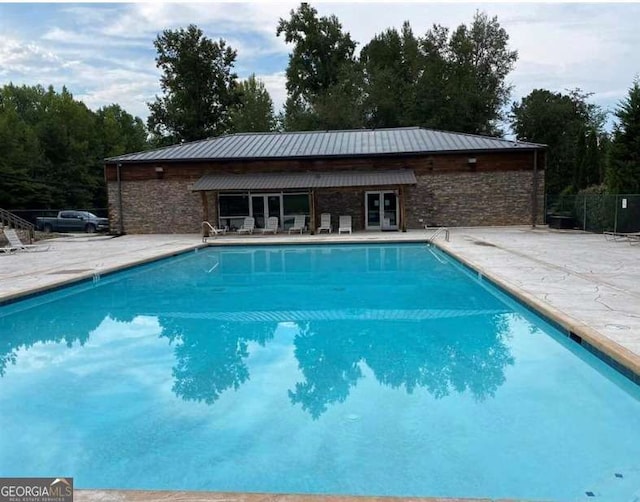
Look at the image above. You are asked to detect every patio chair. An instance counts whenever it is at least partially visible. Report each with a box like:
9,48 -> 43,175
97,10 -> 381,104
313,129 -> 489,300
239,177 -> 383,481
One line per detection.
237,217 -> 255,234
202,221 -> 227,242
318,213 -> 332,234
288,215 -> 306,234
338,215 -> 352,235
261,216 -> 279,234
2,228 -> 50,252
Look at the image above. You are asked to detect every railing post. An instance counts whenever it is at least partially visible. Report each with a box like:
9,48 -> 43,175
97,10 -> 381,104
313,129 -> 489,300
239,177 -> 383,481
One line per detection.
614,195 -> 619,234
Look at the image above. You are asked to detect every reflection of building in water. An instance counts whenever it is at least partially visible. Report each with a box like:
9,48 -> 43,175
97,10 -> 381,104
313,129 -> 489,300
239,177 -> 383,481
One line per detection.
217,245 -> 403,277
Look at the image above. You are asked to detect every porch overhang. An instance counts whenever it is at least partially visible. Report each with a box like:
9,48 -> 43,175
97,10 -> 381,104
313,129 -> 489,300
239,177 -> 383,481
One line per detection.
191,169 -> 416,191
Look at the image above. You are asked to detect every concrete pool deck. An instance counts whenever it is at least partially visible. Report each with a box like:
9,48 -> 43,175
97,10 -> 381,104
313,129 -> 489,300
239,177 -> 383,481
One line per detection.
2,226 -> 639,502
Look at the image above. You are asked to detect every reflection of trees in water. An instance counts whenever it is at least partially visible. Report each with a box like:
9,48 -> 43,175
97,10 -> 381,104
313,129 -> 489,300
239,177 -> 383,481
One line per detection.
0,308 -> 102,377
288,322 -> 363,419
290,315 -> 515,419
160,318 -> 276,405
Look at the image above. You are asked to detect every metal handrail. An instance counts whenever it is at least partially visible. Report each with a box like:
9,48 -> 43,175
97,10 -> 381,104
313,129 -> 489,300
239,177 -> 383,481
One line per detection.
426,226 -> 450,243
0,208 -> 35,243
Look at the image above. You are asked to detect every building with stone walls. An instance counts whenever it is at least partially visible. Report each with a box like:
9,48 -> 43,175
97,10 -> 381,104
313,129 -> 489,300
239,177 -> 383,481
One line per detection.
104,127 -> 545,234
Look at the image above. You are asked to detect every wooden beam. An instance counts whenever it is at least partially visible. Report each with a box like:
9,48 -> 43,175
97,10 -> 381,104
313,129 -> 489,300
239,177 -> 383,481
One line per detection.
310,189 -> 316,234
399,186 -> 407,232
201,191 -> 209,222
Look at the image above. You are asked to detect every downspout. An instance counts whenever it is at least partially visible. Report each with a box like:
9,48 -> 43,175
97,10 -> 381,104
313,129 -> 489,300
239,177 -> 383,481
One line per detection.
117,162 -> 124,234
531,150 -> 538,228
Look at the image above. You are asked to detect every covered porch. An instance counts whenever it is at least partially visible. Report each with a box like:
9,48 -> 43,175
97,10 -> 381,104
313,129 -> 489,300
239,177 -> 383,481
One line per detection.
191,169 -> 417,233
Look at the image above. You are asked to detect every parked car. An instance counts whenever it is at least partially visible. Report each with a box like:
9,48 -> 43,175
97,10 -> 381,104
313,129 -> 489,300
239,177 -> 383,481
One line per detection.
36,211 -> 109,233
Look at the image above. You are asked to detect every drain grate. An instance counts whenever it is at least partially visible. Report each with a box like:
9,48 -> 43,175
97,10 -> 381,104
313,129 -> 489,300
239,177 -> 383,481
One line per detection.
473,241 -> 496,247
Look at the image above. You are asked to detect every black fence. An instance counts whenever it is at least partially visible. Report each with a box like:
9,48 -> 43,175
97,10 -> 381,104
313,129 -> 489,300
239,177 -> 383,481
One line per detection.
545,194 -> 640,233
6,208 -> 109,226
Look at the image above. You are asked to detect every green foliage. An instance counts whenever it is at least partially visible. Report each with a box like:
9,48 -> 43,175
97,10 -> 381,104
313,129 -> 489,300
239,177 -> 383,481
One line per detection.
510,88 -> 606,195
429,12 -> 518,135
230,74 -> 276,133
148,24 -> 240,144
96,104 -> 147,158
607,79 -> 640,193
0,84 -> 147,210
277,3 -> 363,130
278,7 -> 518,133
360,22 -> 420,128
360,12 -> 517,134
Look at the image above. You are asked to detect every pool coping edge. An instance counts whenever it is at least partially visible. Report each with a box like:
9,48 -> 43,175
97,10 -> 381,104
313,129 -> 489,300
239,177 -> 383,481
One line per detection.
434,241 -> 640,383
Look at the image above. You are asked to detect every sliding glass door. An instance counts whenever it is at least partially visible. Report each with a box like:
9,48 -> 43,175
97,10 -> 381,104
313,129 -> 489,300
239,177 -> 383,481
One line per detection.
251,194 -> 282,229
365,191 -> 399,230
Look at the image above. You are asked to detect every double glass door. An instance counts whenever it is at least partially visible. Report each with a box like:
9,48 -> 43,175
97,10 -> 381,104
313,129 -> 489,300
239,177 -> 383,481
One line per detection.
365,191 -> 399,230
251,194 -> 281,229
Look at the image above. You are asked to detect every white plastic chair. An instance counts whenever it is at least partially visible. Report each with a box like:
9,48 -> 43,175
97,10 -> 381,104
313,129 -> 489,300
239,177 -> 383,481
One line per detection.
288,215 -> 306,234
317,213 -> 332,233
338,215 -> 352,235
261,216 -> 279,234
3,228 -> 50,252
202,221 -> 227,242
237,217 -> 255,234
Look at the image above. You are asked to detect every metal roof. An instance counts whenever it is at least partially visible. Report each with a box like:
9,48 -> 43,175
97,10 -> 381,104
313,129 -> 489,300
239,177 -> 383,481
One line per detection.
191,169 -> 417,191
107,127 -> 544,163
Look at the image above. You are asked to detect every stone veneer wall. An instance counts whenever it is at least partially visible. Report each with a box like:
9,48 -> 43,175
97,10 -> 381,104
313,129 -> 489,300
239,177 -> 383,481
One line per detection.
108,179 -> 201,233
107,170 -> 544,233
404,170 -> 545,228
315,189 -> 365,231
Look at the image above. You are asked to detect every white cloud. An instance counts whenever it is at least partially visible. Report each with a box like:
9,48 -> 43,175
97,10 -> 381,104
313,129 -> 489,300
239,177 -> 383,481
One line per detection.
257,71 -> 288,113
0,37 -> 61,77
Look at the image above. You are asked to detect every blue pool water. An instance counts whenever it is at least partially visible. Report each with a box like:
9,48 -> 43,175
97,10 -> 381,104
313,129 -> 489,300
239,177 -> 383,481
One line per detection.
1,244 -> 639,501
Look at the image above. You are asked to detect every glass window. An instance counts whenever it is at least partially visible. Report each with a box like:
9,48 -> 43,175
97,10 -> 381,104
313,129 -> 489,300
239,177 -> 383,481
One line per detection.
282,193 -> 309,230
219,194 -> 250,216
283,194 -> 309,215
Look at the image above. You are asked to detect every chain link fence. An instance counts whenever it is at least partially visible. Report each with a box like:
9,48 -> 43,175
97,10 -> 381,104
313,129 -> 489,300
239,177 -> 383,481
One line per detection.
545,194 -> 640,233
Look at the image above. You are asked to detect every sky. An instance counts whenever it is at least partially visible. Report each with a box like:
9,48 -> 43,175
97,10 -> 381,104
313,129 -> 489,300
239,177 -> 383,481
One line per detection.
0,1 -> 639,134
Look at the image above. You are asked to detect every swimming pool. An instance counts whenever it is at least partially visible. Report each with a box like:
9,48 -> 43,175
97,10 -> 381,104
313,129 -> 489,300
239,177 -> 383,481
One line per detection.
1,243 -> 639,501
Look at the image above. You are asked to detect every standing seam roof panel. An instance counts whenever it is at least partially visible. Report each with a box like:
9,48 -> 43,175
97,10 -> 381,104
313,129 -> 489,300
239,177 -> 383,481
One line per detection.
210,137 -> 232,158
243,134 -> 261,157
106,127 -> 545,162
227,135 -> 251,158
263,133 -> 282,156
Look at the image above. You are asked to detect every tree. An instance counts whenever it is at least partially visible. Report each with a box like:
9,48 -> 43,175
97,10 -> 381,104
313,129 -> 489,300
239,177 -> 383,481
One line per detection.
510,88 -> 606,195
358,12 -> 517,134
148,24 -> 239,144
607,79 -> 640,193
277,3 -> 363,130
0,83 -> 146,210
0,103 -> 43,207
230,74 -> 276,133
360,22 -> 420,128
414,12 -> 518,135
95,104 -> 148,158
